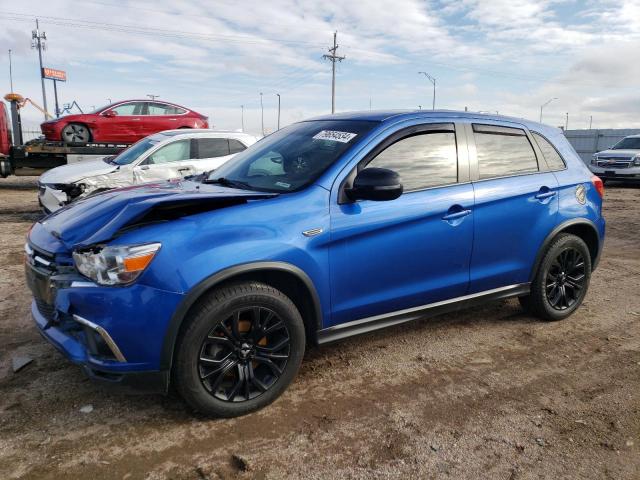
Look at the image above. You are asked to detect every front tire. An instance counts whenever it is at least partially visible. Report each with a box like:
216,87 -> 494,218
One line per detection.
61,123 -> 92,144
520,233 -> 591,321
173,282 -> 305,417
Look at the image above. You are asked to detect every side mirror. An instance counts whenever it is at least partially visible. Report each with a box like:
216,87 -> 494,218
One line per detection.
102,110 -> 117,118
346,167 -> 403,201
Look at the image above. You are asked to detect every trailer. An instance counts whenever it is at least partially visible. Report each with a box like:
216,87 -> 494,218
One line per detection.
0,94 -> 131,178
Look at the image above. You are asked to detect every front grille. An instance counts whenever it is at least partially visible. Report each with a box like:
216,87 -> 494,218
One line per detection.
597,157 -> 633,169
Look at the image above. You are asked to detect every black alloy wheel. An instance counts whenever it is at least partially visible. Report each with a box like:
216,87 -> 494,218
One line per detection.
198,306 -> 290,402
174,282 -> 305,417
545,247 -> 586,310
519,233 -> 592,321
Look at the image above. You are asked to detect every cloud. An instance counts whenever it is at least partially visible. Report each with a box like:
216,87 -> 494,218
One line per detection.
3,0 -> 640,130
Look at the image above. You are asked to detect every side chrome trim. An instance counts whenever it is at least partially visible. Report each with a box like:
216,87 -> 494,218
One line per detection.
317,283 -> 530,344
73,314 -> 127,362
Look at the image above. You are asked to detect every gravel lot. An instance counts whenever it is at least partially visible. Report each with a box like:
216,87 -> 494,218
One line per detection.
0,176 -> 638,480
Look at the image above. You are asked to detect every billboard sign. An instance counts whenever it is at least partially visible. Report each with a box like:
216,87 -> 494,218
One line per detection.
42,68 -> 67,82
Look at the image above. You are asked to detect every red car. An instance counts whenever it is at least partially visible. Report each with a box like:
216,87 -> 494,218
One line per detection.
40,99 -> 209,144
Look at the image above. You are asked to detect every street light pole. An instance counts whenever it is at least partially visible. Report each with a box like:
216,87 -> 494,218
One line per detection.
275,93 -> 281,130
32,19 -> 48,120
418,72 -> 436,110
539,97 -> 557,123
8,49 -> 13,92
260,92 -> 264,136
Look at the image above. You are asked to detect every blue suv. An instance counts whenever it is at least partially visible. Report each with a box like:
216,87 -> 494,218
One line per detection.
26,111 -> 605,417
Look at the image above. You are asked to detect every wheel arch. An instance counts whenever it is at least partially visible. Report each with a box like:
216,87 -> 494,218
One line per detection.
160,261 -> 323,371
530,218 -> 601,282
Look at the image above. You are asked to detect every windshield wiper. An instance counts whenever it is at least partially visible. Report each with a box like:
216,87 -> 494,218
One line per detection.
203,176 -> 254,190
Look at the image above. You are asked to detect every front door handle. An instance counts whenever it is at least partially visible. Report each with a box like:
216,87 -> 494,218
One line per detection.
442,209 -> 472,221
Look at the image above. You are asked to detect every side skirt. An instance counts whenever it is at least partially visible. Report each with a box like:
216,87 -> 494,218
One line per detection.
317,283 -> 530,344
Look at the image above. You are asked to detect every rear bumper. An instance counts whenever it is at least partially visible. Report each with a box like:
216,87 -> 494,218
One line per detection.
32,301 -> 169,393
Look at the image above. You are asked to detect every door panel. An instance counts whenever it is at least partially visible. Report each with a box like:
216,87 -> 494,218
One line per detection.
132,139 -> 194,183
329,184 -> 474,326
467,122 -> 560,292
101,102 -> 145,142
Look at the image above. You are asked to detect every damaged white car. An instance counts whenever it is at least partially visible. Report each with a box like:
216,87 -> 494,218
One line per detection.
38,130 -> 257,213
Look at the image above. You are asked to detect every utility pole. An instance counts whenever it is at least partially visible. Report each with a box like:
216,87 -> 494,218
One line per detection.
275,93 -> 281,130
240,105 -> 244,132
418,72 -> 436,110
322,31 -> 345,114
8,49 -> 13,92
565,112 -> 569,130
260,92 -> 264,136
589,115 -> 593,130
539,97 -> 557,123
31,19 -> 48,120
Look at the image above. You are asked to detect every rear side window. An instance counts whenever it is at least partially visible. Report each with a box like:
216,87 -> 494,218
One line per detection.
147,102 -> 187,115
197,138 -> 231,158
229,139 -> 247,154
532,132 -> 566,170
367,131 -> 458,191
473,125 -> 538,179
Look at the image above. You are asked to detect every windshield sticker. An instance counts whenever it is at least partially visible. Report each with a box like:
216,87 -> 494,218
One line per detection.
275,181 -> 291,188
313,130 -> 357,143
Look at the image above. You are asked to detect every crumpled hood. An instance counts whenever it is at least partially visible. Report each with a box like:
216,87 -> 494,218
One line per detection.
38,179 -> 278,249
39,158 -> 117,185
596,149 -> 639,158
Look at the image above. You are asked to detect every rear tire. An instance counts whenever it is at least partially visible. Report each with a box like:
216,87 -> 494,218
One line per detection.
520,233 -> 591,321
61,123 -> 92,144
173,282 -> 305,417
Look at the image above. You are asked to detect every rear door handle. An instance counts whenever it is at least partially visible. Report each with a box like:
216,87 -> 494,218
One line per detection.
442,209 -> 472,221
535,191 -> 557,200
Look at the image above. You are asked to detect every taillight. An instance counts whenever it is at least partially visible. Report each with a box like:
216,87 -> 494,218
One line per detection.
591,175 -> 604,198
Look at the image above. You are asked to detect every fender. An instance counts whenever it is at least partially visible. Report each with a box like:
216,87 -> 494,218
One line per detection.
159,261 -> 323,370
529,218 -> 601,282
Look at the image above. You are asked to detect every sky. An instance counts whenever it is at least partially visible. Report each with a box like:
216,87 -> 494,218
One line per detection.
0,0 -> 639,135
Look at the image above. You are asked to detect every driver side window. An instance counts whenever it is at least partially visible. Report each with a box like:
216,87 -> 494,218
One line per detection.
367,131 -> 458,191
112,102 -> 143,115
145,140 -> 191,165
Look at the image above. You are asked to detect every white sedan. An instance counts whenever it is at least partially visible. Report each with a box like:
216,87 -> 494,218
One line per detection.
38,130 -> 257,213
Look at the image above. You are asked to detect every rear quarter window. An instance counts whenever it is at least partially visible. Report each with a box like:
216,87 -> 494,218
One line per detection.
532,132 -> 566,170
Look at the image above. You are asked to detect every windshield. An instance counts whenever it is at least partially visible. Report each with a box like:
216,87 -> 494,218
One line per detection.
206,120 -> 377,192
612,137 -> 640,150
109,135 -> 163,165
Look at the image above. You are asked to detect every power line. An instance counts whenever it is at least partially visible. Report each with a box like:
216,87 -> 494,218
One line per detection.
0,12 -> 327,48
322,31 -> 345,114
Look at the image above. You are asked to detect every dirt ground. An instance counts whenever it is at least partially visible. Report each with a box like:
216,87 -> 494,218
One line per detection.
0,176 -> 638,480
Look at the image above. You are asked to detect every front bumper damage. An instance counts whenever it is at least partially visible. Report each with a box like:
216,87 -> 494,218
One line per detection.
26,242 -> 184,393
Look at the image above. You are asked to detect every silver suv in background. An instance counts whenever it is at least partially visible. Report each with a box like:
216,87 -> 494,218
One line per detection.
38,130 -> 257,212
589,134 -> 640,184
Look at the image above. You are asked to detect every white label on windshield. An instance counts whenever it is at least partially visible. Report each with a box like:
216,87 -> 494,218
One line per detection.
313,130 -> 357,143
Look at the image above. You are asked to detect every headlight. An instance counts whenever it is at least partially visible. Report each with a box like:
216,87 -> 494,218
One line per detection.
633,155 -> 640,167
73,243 -> 161,286
591,155 -> 598,166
